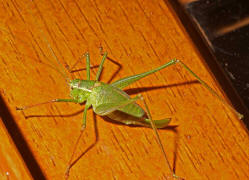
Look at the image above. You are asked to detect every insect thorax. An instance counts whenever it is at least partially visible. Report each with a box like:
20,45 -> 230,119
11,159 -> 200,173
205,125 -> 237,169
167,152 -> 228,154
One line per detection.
69,79 -> 95,103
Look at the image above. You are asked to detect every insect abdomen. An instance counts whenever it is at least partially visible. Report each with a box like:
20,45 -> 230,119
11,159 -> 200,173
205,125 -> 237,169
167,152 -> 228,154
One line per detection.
90,83 -> 145,117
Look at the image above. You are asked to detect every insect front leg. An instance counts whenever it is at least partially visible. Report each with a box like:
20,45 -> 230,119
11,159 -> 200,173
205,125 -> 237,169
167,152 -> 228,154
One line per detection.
16,98 -> 78,110
16,97 -> 91,178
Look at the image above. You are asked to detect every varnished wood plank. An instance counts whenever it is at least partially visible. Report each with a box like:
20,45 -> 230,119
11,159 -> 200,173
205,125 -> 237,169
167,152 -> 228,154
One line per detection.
0,108 -> 32,180
0,0 -> 248,179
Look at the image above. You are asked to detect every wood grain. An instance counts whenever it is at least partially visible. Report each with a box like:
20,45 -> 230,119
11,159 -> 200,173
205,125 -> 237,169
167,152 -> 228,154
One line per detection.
0,115 -> 32,180
0,0 -> 248,179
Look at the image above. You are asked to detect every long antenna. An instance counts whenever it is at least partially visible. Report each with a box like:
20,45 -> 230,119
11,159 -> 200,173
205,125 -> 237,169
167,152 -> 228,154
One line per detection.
40,28 -> 71,85
1,25 -> 70,85
47,42 -> 71,85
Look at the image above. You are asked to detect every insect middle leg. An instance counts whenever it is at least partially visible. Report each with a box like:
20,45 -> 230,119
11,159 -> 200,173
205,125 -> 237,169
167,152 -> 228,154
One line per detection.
66,50 -> 108,81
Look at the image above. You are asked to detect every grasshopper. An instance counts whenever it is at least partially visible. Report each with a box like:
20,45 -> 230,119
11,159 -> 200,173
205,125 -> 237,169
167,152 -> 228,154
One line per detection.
16,47 -> 243,179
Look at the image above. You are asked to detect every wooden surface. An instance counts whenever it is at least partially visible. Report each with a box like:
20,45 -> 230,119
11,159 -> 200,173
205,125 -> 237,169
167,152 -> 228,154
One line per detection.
0,0 -> 248,179
0,115 -> 32,180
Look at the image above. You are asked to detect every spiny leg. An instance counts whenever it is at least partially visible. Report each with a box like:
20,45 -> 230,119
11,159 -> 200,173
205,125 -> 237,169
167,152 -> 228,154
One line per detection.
96,94 -> 179,178
65,96 -> 143,178
138,95 -> 179,178
65,103 -> 91,179
111,60 -> 177,89
175,59 -> 243,119
16,97 -> 86,178
112,59 -> 242,119
16,97 -> 91,178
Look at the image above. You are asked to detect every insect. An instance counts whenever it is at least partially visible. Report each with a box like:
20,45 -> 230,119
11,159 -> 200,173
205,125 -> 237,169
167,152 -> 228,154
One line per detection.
16,46 -> 243,179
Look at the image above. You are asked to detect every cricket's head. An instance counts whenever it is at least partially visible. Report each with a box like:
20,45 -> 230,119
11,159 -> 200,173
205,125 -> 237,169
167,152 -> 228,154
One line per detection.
69,79 -> 95,103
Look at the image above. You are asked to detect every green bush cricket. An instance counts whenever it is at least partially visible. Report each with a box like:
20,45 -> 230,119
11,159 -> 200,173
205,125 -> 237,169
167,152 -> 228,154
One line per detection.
16,45 -> 243,179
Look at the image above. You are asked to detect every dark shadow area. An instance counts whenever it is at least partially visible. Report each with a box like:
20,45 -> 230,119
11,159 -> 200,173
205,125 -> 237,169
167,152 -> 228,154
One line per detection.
67,65 -> 99,73
162,128 -> 184,180
172,128 -> 181,176
0,95 -> 46,179
177,0 -> 249,110
166,0 -> 249,128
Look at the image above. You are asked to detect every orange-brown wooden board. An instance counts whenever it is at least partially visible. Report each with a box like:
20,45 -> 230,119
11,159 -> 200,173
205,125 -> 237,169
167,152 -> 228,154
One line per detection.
0,0 -> 248,179
0,115 -> 32,180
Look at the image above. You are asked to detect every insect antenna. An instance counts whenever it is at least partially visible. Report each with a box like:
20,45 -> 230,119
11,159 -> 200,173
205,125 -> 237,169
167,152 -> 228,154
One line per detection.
41,31 -> 71,86
47,43 -> 71,85
1,25 -> 70,85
